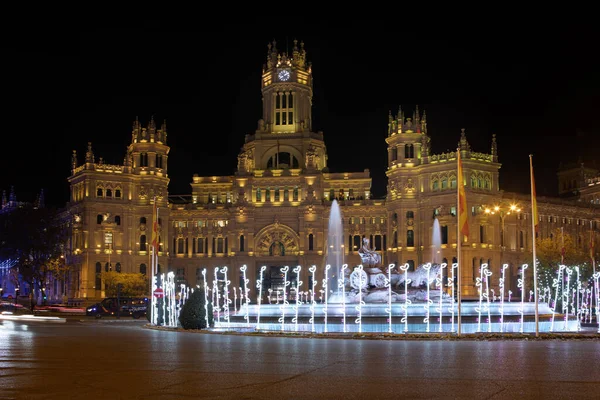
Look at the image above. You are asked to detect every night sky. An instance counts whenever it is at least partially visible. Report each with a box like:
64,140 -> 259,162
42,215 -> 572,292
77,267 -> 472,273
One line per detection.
4,20 -> 599,209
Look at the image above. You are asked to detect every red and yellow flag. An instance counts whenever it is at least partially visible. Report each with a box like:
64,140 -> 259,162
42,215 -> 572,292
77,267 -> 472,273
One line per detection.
530,155 -> 539,233
457,150 -> 469,237
151,198 -> 159,253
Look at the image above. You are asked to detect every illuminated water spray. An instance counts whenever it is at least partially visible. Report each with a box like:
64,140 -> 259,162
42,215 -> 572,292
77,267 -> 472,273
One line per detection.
436,263 -> 447,333
518,264 -> 528,333
309,265 -> 317,332
400,263 -> 412,333
355,264 -> 365,333
256,266 -> 266,330
292,265 -> 302,332
279,266 -> 290,331
385,264 -> 394,334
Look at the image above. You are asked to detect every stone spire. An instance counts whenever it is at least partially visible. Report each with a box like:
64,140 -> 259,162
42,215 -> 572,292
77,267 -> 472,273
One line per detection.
71,150 -> 77,170
85,142 -> 94,163
421,110 -> 427,134
458,128 -> 471,156
491,134 -> 498,162
159,119 -> 167,143
148,115 -> 156,141
415,105 -> 421,133
132,116 -> 141,143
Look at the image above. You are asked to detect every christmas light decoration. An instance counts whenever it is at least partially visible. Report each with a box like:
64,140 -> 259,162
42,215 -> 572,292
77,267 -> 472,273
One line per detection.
355,264 -> 365,333
564,267 -> 572,331
340,264 -> 348,332
220,267 -> 231,329
386,264 -> 394,333
309,265 -> 317,332
400,263 -> 411,333
213,268 -> 220,324
550,265 -> 565,331
499,264 -> 509,332
240,264 -> 250,326
202,268 -> 209,328
292,265 -> 302,332
279,265 -> 290,331
518,264 -> 528,333
435,263 -> 447,333
423,263 -> 432,332
448,263 -> 458,333
256,265 -> 266,330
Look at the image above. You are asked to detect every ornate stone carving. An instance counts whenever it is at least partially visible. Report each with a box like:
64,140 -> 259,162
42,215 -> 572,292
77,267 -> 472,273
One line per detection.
139,186 -> 147,199
404,178 -> 415,193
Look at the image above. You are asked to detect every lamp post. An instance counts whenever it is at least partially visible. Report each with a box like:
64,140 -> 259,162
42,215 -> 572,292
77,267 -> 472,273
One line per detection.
484,204 -> 521,250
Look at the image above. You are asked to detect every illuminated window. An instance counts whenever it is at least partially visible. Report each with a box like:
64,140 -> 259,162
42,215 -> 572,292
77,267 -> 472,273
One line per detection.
407,230 -> 414,247
450,176 -> 457,189
308,234 -> 314,251
441,178 -> 447,190
293,187 -> 299,201
256,188 -> 261,202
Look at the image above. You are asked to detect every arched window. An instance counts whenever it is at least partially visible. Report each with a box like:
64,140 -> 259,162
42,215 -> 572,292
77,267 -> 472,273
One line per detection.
115,216 -> 121,225
471,175 -> 477,188
329,189 -> 335,201
432,179 -> 439,191
407,260 -> 415,271
265,188 -> 271,202
441,178 -> 448,190
240,235 -> 245,252
95,262 -> 102,288
140,217 -> 147,225
478,177 -> 483,188
97,188 -> 103,197
106,189 -> 112,197
284,188 -> 289,201
393,231 -> 398,247
115,263 -> 121,273
293,186 -> 299,201
97,214 -> 103,224
156,154 -> 163,169
140,264 -> 147,275
177,238 -> 185,254
105,262 -> 111,272
308,234 -> 314,251
407,230 -> 414,247
140,235 -> 147,251
450,176 -> 457,189
485,178 -> 491,190
406,211 -> 414,219
391,147 -> 398,161
115,189 -> 121,198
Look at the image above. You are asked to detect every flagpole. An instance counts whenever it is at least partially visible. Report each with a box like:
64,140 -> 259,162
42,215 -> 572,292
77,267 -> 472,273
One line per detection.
529,154 -> 539,337
456,148 -> 462,336
561,227 -> 565,265
592,220 -> 596,276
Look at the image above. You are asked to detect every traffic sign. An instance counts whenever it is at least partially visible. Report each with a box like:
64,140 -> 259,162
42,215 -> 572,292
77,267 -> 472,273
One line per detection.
153,288 -> 164,298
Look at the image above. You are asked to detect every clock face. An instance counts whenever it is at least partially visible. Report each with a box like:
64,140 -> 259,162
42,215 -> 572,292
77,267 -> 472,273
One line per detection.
278,69 -> 290,81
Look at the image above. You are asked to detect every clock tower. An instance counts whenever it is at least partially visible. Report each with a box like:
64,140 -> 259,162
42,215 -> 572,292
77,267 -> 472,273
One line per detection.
261,39 -> 313,134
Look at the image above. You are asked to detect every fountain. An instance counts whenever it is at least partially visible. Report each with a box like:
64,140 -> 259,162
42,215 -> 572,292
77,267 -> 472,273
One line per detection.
326,200 -> 344,296
432,216 -> 442,264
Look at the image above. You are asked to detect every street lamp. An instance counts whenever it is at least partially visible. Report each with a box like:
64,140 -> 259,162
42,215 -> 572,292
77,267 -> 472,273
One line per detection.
484,203 -> 521,249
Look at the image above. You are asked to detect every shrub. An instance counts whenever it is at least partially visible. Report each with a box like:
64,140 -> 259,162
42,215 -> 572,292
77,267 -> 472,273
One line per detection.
178,288 -> 214,329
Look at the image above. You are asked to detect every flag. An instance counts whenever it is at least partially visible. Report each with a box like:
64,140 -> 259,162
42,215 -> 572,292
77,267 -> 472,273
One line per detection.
151,198 -> 159,254
530,156 -> 539,233
457,150 -> 469,237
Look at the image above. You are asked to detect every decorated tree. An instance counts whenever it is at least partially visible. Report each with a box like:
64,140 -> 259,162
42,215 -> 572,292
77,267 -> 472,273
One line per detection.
0,204 -> 67,305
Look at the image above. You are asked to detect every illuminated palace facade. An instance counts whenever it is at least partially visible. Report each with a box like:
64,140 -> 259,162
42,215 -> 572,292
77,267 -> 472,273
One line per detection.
64,40 -> 600,301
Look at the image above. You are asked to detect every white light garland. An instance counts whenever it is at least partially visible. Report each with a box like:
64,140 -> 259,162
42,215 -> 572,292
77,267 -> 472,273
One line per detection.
423,263 -> 432,333
436,263 -> 447,333
340,264 -> 348,332
564,267 -> 572,331
213,268 -> 220,324
355,264 -> 365,333
220,266 -> 231,329
518,264 -> 528,333
386,263 -> 394,334
499,264 -> 508,333
323,264 -> 331,333
241,265 -> 250,326
448,263 -> 457,333
256,265 -> 266,330
292,265 -> 302,332
202,268 -> 209,328
309,265 -> 317,333
279,265 -> 290,331
400,263 -> 411,333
